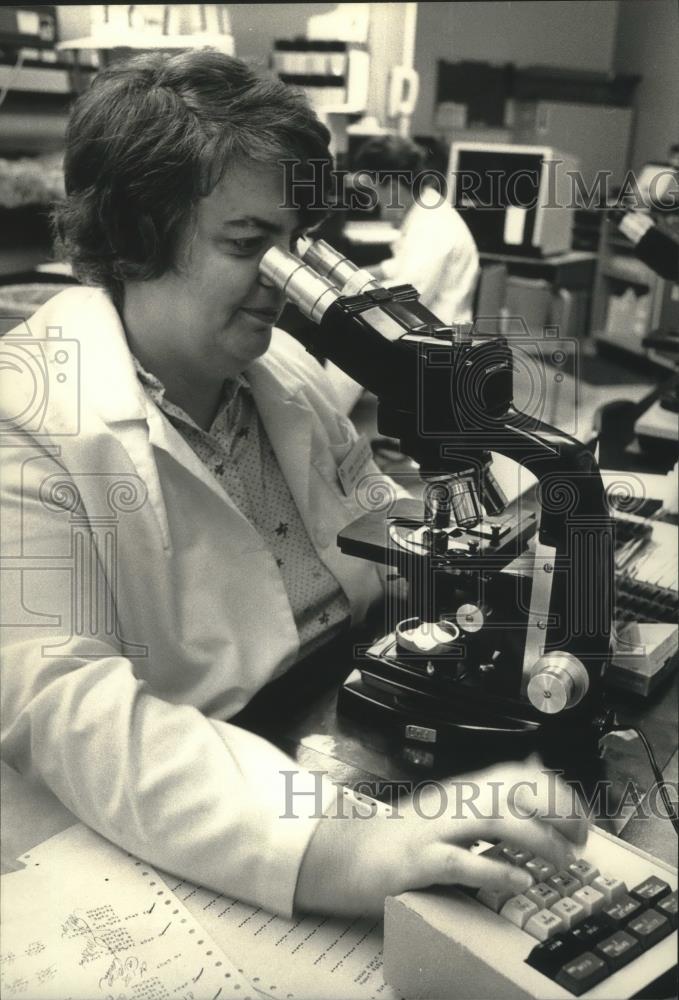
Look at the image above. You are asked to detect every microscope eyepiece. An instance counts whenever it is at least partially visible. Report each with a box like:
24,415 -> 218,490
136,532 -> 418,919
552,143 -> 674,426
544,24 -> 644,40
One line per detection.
300,239 -> 380,296
259,246 -> 340,323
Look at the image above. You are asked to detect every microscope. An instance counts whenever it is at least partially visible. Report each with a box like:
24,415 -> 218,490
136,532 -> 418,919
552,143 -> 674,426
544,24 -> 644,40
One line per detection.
260,241 -> 615,756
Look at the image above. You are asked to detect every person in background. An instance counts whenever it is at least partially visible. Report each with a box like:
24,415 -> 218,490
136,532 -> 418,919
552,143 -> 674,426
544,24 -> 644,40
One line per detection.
324,134 -> 481,415
354,134 -> 481,324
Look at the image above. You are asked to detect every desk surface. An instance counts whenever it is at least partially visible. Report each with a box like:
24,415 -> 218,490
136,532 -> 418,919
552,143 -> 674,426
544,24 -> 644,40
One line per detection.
340,219 -> 597,270
479,249 -> 597,266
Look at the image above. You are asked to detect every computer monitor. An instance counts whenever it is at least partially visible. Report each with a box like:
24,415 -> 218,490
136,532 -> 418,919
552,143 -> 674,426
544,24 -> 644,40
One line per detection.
448,142 -> 577,257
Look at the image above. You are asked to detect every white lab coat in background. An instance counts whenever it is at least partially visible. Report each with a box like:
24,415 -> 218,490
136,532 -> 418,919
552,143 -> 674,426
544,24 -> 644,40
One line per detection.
0,287 -> 389,917
379,191 -> 480,326
325,191 -> 481,415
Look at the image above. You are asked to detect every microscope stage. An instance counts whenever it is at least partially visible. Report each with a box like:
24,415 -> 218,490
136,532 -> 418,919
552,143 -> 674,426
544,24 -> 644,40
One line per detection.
338,497 -> 537,570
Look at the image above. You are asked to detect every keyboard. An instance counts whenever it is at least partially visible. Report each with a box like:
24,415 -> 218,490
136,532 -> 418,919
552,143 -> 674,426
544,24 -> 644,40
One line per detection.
616,575 -> 679,624
383,825 -> 677,999
613,511 -> 678,625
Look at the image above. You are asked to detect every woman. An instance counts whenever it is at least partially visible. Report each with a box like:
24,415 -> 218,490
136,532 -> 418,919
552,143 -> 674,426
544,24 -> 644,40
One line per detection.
1,50 -> 586,920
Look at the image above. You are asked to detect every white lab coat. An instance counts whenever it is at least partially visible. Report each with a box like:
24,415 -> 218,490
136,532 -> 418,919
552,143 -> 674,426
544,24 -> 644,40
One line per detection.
380,193 -> 480,325
0,287 -> 389,916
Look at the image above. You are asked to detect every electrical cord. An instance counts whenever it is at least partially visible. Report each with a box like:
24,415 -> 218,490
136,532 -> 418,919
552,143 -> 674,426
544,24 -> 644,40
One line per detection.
605,722 -> 679,836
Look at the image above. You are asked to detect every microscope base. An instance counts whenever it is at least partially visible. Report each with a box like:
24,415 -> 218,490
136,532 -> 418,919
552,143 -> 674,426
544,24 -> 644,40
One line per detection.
338,669 -> 603,762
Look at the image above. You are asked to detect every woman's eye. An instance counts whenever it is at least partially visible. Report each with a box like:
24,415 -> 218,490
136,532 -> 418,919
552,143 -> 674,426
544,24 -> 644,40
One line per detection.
223,236 -> 267,256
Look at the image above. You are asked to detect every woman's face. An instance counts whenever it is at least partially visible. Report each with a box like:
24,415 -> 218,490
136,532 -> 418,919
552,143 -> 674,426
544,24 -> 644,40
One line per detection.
127,160 -> 305,380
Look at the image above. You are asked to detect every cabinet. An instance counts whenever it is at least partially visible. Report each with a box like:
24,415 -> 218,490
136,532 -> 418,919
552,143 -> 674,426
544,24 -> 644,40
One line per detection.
478,249 -> 597,340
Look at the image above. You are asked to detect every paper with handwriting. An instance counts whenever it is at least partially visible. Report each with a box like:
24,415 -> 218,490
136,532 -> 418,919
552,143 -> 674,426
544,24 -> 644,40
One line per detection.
7,794 -> 399,1000
1,824 -> 252,1000
167,878 -> 398,1000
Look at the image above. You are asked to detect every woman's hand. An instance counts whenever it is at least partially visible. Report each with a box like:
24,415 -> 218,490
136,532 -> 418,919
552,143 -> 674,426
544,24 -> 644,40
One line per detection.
295,759 -> 589,917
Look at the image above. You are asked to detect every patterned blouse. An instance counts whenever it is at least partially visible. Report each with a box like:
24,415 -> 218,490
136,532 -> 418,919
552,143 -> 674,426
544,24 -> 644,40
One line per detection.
132,356 -> 350,658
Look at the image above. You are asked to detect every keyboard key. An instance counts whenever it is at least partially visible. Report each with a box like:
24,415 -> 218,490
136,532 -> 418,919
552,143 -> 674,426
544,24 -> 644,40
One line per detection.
592,875 -> 627,904
572,885 -> 605,917
546,871 -> 582,898
630,876 -> 672,907
526,883 -> 561,910
555,951 -> 609,996
626,909 -> 672,950
500,894 -> 539,929
601,893 -> 644,929
571,917 -> 612,949
525,857 -> 556,882
656,890 -> 678,929
477,842 -> 504,860
500,845 -> 534,867
595,930 -> 642,972
477,885 -> 515,913
551,897 -> 586,930
525,935 -> 581,978
568,860 -> 599,885
525,909 -> 565,941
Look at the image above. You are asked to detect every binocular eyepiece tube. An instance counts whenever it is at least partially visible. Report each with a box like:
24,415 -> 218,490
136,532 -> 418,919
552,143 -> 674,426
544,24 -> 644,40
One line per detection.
299,239 -> 380,296
259,247 -> 341,324
259,239 -> 381,322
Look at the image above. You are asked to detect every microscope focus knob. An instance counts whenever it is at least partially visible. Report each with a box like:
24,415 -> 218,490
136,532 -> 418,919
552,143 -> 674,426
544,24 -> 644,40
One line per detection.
526,652 -> 590,714
456,602 -> 489,634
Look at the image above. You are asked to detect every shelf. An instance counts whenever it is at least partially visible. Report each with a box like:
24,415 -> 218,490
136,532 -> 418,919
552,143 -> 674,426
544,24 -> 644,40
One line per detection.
478,249 -> 597,288
640,347 -> 676,371
56,33 -> 234,54
479,250 -> 596,265
594,332 -> 676,371
590,216 -> 672,350
599,257 -> 655,286
307,101 -> 368,116
604,235 -> 639,253
0,62 -> 87,96
273,46 -> 368,117
599,270 -> 651,288
0,107 -> 68,153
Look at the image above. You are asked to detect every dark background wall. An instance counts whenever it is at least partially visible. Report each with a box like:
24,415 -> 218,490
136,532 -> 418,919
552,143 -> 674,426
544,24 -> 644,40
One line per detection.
412,1 -> 621,134
613,0 -> 679,170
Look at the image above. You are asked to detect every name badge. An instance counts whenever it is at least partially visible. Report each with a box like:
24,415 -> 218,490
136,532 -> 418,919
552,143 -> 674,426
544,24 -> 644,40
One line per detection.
337,435 -> 372,498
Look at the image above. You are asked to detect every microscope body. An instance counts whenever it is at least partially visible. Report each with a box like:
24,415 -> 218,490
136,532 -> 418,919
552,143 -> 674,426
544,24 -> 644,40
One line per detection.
260,243 -> 614,753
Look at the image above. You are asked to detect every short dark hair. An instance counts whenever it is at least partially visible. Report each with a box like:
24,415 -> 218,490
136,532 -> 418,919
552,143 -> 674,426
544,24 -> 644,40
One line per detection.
352,135 -> 426,175
53,49 -> 332,293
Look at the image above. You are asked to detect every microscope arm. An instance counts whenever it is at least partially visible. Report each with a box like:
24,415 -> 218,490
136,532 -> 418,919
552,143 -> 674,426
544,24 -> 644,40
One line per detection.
378,394 -> 613,703
500,405 -> 611,543
493,406 -> 614,700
